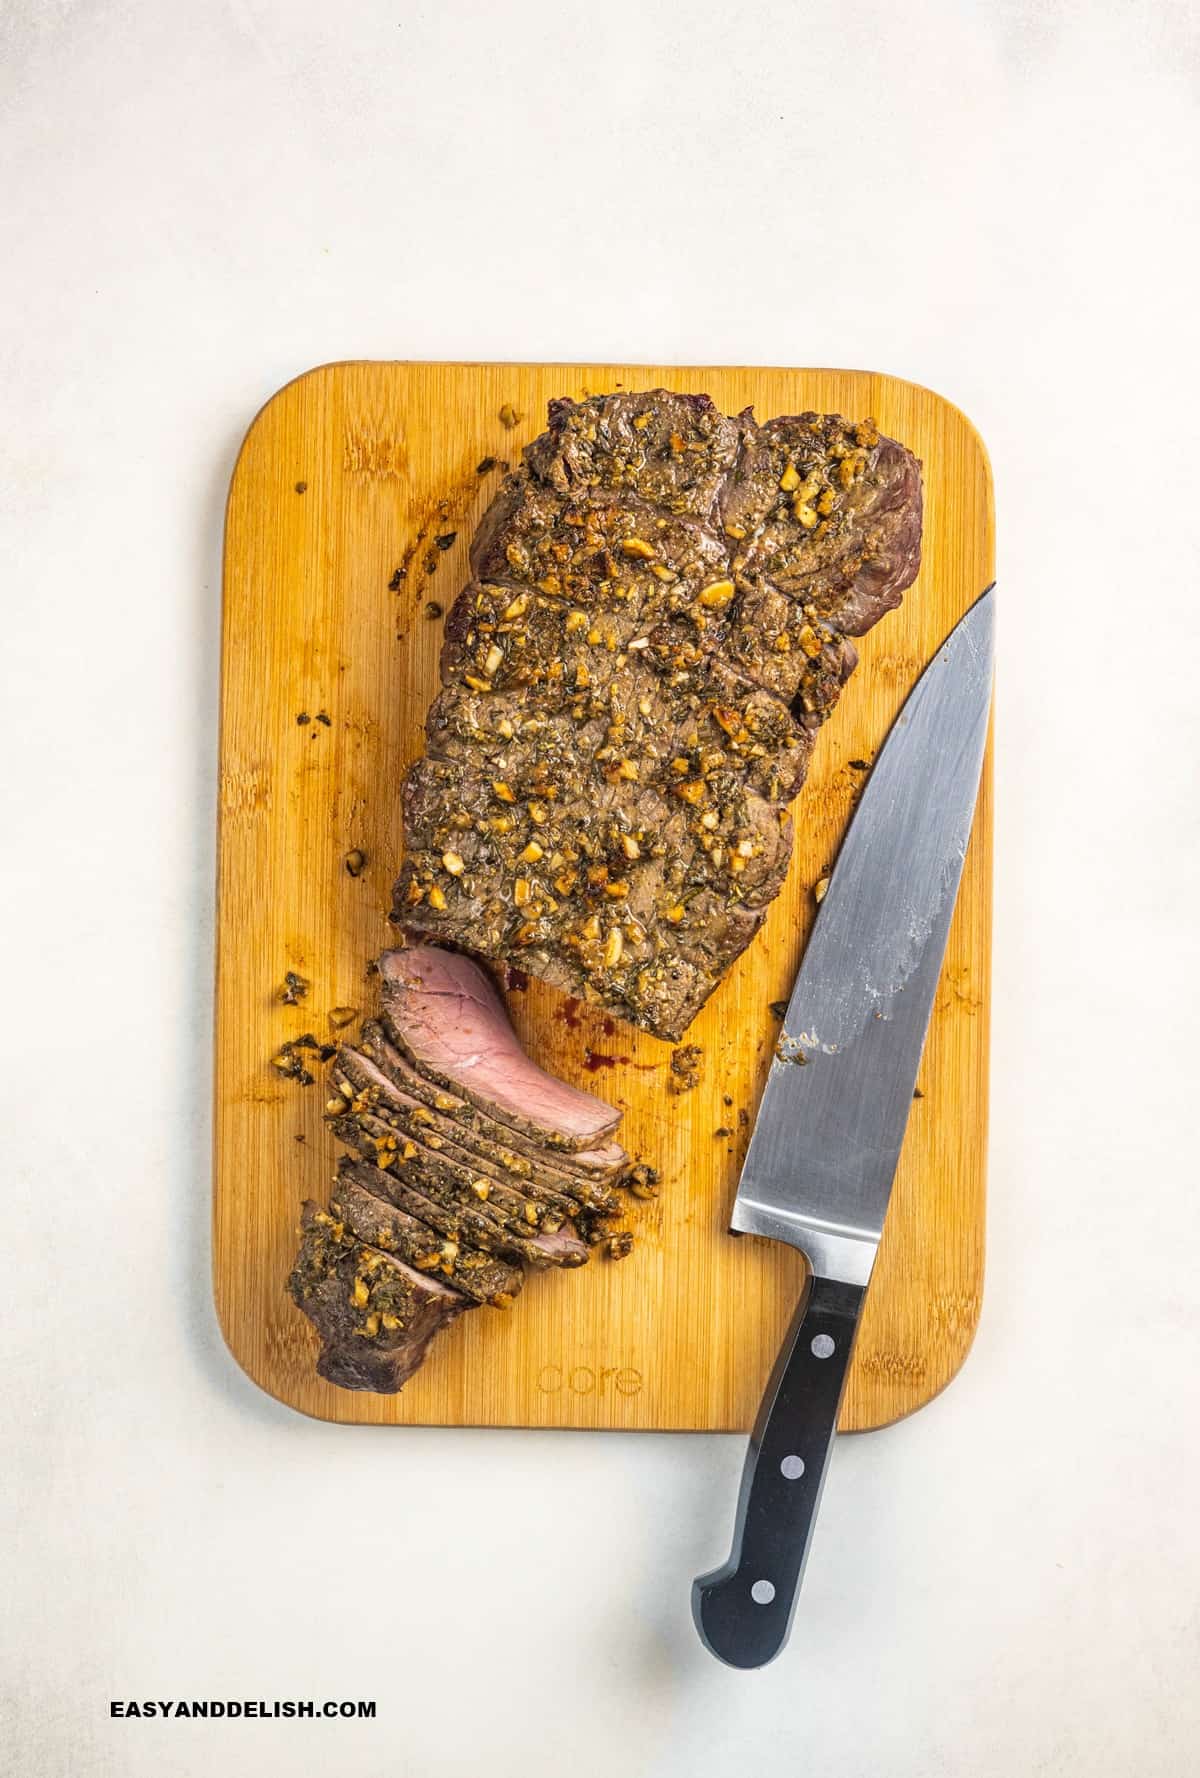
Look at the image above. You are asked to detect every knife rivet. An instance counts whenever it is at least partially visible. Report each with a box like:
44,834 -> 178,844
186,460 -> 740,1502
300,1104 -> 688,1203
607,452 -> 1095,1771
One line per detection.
811,1334 -> 835,1359
780,1455 -> 806,1480
750,1580 -> 776,1605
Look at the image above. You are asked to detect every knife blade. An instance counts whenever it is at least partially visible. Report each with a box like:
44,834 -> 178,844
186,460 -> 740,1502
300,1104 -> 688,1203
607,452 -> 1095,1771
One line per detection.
692,585 -> 995,1668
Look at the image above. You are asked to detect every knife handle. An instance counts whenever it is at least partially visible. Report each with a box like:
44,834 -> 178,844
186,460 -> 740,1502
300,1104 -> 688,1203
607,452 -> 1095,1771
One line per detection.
692,1272 -> 866,1668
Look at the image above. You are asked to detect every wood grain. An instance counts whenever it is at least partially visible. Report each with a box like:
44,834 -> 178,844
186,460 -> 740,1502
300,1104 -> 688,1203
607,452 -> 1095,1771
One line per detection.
215,362 -> 993,1433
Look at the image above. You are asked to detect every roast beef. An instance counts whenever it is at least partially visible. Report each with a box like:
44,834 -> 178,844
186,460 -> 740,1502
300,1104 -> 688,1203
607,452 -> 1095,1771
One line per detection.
393,391 -> 922,1039
288,948 -> 632,1390
288,1202 -> 471,1393
377,946 -> 622,1150
328,1113 -> 589,1268
340,1129 -> 582,1268
333,1042 -> 623,1219
357,1021 -> 628,1187
333,1103 -> 569,1231
330,1164 -> 524,1307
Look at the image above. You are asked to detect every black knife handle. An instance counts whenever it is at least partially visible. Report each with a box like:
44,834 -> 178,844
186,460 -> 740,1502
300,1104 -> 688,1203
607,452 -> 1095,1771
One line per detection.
692,1273 -> 867,1668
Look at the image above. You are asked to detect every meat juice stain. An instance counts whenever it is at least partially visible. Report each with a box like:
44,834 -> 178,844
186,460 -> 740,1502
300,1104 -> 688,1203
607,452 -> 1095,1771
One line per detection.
583,1049 -> 630,1072
555,998 -> 584,1031
553,1001 -> 659,1069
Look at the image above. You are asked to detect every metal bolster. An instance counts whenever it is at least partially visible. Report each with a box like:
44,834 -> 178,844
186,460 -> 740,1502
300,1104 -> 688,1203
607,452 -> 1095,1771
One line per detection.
729,1198 -> 880,1287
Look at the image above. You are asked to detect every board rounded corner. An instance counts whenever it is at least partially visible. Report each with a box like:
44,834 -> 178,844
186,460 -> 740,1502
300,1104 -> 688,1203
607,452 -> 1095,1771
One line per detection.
211,1283 -> 346,1425
844,1279 -> 986,1434
225,361 -> 348,494
880,370 -> 994,501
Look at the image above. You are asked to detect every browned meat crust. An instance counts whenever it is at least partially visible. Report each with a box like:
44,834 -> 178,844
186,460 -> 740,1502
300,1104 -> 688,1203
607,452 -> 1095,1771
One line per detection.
287,1201 -> 472,1393
394,391 -> 922,1039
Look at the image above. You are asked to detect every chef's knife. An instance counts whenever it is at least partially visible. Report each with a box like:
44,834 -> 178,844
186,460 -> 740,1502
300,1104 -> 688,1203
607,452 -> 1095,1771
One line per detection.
692,586 -> 995,1669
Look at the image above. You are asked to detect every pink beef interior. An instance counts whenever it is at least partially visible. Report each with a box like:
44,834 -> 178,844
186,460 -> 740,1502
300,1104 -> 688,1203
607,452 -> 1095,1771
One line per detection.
373,1030 -> 627,1178
378,947 -> 621,1147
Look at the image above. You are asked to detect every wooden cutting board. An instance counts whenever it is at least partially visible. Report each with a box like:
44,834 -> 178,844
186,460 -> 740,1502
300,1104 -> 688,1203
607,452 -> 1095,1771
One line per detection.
215,361 -> 993,1433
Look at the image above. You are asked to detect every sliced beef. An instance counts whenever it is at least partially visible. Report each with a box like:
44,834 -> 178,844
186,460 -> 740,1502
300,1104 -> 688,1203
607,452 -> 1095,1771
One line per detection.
329,1058 -> 584,1228
289,934 -> 629,1394
288,1202 -> 471,1393
328,1112 -> 589,1268
329,1133 -> 586,1270
336,1037 -> 624,1215
392,391 -> 922,1040
330,1164 -> 524,1307
332,1103 -> 572,1235
358,1021 -> 627,1187
377,946 -> 621,1151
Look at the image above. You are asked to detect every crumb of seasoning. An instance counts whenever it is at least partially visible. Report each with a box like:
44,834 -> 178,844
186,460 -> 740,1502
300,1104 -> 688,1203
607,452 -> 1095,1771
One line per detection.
714,1126 -> 733,1139
424,600 -> 443,619
388,569 -> 405,592
849,758 -> 870,771
434,532 -> 457,551
296,712 -> 310,726
737,1108 -> 749,1128
294,481 -> 307,494
279,970 -> 310,1005
768,1000 -> 789,1020
344,848 -> 367,877
607,1231 -> 634,1261
498,403 -> 521,429
327,1006 -> 359,1029
722,1093 -> 733,1107
294,1133 -> 306,1143
814,876 -> 830,903
624,1161 -> 659,1200
913,1087 -> 925,1100
268,1034 -> 332,1086
581,1214 -> 620,1247
364,958 -> 380,977
315,711 -> 331,727
668,1043 -> 703,1094
475,456 -> 499,475
270,1051 -> 313,1085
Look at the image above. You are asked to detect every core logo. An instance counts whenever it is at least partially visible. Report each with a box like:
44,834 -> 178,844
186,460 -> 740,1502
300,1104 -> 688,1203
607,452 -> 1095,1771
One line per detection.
536,1363 -> 643,1397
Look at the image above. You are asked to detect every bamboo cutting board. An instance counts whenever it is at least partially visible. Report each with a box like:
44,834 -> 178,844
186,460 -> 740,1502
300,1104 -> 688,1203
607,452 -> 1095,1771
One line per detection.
215,362 -> 993,1433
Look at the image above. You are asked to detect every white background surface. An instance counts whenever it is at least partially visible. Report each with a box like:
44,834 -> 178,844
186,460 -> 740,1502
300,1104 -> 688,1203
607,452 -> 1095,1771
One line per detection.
3,2 -> 1199,1773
